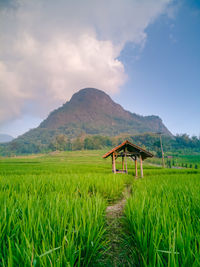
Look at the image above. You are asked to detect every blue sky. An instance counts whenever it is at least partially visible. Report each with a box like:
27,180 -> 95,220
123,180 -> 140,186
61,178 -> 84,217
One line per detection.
115,0 -> 200,136
0,0 -> 199,137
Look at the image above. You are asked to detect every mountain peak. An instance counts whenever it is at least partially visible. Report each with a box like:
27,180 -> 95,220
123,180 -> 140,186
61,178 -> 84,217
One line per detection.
69,88 -> 113,107
39,87 -> 171,136
71,88 -> 109,99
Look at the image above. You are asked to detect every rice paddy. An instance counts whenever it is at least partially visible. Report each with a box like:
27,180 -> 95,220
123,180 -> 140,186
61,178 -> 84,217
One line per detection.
124,171 -> 200,266
0,151 -> 199,266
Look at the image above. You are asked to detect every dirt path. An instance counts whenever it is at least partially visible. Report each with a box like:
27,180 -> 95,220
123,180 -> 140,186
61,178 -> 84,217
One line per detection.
103,186 -> 131,266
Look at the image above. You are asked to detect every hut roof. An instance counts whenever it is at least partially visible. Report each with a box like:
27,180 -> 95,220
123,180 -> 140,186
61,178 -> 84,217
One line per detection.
103,140 -> 153,160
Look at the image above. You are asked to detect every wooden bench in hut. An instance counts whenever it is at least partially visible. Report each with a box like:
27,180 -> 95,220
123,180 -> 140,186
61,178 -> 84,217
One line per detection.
103,140 -> 153,178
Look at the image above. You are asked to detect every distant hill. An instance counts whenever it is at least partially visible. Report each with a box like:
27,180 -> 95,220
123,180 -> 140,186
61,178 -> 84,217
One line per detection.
0,134 -> 14,143
40,88 -> 172,135
0,88 -> 172,155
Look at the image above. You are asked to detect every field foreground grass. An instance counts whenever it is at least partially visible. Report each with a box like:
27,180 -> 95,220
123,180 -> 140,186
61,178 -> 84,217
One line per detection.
0,150 -> 200,266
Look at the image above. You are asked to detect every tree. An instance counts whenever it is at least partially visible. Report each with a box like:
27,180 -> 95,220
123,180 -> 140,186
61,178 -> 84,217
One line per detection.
72,138 -> 84,150
50,134 -> 68,151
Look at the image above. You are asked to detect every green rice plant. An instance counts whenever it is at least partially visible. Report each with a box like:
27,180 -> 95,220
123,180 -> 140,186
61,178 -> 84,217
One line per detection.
0,150 -> 133,266
2,150 -> 199,266
124,172 -> 200,266
0,189 -> 108,266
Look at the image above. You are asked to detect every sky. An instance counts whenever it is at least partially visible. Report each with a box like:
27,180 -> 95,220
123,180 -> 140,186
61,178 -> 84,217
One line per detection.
0,0 -> 200,138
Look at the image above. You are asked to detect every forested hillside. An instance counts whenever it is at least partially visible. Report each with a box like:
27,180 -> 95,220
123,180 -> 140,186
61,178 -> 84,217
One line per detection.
0,132 -> 199,156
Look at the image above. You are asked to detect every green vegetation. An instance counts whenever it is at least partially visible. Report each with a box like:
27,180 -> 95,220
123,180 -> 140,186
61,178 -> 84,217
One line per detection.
0,151 -> 200,266
124,169 -> 200,266
1,132 -> 200,156
147,154 -> 200,169
0,151 -> 132,266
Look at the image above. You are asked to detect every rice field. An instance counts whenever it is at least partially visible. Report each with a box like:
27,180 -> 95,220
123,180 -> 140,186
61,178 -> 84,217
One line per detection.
124,171 -> 200,266
0,151 -> 199,266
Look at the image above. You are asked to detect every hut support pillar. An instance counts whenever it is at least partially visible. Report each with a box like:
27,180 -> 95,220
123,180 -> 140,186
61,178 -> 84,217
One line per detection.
122,156 -> 125,171
125,150 -> 128,174
112,153 -> 116,174
140,155 -> 143,178
125,156 -> 127,173
135,156 -> 138,178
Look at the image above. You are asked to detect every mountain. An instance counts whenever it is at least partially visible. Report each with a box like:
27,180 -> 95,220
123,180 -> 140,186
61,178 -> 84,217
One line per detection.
39,88 -> 171,136
0,134 -> 14,143
0,88 -> 172,155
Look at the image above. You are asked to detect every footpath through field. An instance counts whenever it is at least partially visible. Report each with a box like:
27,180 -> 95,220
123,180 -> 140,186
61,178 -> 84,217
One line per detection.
101,185 -> 132,266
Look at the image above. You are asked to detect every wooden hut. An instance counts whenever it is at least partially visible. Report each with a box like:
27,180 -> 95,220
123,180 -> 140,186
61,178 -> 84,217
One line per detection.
103,140 -> 153,178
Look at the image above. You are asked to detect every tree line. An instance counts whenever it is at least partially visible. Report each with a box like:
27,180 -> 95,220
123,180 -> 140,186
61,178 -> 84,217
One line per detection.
0,132 -> 200,156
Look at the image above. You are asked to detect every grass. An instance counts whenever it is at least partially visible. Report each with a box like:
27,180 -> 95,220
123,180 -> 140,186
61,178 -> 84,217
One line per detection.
146,155 -> 200,169
0,151 -> 133,266
0,150 -> 200,266
124,169 -> 200,266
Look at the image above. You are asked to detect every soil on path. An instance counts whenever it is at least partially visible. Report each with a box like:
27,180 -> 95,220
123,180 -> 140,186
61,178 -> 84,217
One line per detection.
102,186 -> 132,267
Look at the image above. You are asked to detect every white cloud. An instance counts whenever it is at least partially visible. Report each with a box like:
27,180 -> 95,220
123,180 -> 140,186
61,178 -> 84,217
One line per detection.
0,0 -> 172,126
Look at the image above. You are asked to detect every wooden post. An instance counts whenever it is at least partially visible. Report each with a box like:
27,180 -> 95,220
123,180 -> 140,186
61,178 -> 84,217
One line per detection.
122,156 -> 125,171
160,134 -> 165,168
135,156 -> 138,178
113,153 -> 116,174
140,155 -> 143,178
125,148 -> 128,173
112,154 -> 114,172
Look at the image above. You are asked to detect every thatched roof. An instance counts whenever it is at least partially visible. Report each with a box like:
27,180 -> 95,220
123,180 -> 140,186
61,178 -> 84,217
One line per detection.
103,140 -> 153,160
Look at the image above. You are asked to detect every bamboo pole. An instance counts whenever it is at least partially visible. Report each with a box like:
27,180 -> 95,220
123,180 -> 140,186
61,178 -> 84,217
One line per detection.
112,155 -> 114,172
140,155 -> 143,178
122,156 -> 125,171
160,134 -> 165,168
113,153 -> 116,174
135,156 -> 138,178
125,148 -> 128,173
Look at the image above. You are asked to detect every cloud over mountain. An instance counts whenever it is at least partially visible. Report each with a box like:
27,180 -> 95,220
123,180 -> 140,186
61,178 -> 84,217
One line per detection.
0,0 -> 172,126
